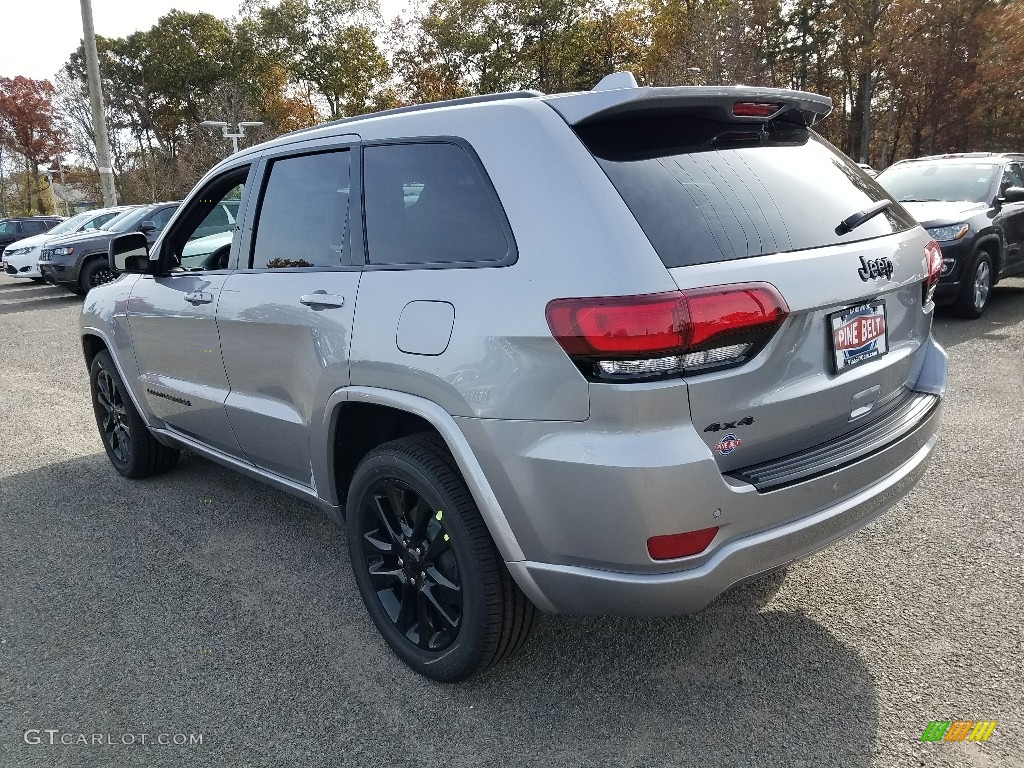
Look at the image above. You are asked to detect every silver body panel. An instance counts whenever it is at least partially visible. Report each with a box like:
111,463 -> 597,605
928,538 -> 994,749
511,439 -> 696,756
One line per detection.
81,87 -> 947,616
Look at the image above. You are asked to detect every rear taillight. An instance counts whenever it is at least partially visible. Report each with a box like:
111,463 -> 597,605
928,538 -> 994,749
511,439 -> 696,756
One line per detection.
545,283 -> 789,381
923,240 -> 942,305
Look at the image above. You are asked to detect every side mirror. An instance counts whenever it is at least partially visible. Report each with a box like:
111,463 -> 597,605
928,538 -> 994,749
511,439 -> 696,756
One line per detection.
138,220 -> 157,234
1002,186 -> 1024,204
109,233 -> 153,274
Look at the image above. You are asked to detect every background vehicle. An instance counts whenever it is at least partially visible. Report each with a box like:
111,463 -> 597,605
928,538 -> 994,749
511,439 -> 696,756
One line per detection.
876,152 -> 1024,317
40,202 -> 178,294
82,75 -> 946,682
0,216 -> 62,253
3,207 -> 132,280
857,162 -> 878,177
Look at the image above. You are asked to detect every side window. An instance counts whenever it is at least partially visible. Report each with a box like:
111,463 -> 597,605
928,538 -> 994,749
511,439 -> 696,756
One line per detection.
150,207 -> 175,230
164,166 -> 249,272
1002,164 -> 1024,192
251,150 -> 351,269
363,142 -> 512,266
24,221 -> 46,233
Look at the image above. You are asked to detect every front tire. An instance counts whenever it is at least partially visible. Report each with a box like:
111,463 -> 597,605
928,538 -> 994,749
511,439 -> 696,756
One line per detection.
80,257 -> 117,293
90,350 -> 179,478
952,251 -> 993,318
346,434 -> 536,682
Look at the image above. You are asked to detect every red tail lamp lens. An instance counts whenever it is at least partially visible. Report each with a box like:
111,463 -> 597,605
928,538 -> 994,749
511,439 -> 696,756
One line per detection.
733,102 -> 782,118
923,240 -> 942,304
647,527 -> 719,560
545,284 -> 789,380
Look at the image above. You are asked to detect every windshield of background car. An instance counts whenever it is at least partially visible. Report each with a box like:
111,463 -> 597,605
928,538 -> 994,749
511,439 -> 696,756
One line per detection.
48,211 -> 95,235
99,208 -> 138,231
105,207 -> 153,233
876,162 -> 997,204
577,115 -> 915,268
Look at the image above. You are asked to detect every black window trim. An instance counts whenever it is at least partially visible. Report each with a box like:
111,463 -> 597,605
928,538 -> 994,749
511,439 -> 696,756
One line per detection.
245,144 -> 360,273
359,135 -> 519,271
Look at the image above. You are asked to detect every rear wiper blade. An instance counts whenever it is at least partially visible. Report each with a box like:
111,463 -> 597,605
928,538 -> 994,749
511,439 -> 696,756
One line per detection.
835,199 -> 893,235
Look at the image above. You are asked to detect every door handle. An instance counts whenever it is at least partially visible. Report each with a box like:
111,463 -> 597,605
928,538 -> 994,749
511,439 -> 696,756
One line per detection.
185,291 -> 214,304
299,292 -> 345,308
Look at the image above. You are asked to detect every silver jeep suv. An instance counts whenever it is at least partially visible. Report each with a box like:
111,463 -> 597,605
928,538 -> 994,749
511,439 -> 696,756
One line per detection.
81,73 -> 947,681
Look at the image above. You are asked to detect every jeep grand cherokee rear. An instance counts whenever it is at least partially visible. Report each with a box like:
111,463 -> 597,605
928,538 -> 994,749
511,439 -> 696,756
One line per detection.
82,74 -> 945,682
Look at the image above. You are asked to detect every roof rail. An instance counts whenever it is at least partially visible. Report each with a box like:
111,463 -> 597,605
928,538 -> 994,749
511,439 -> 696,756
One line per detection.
281,90 -> 545,140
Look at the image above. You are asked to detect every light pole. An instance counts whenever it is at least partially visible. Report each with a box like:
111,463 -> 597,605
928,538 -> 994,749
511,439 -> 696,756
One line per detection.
687,67 -> 702,86
43,161 -> 70,216
200,121 -> 265,154
42,167 -> 59,216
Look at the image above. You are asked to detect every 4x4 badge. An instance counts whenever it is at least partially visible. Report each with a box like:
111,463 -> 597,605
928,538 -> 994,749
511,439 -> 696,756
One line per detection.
704,416 -> 754,433
858,254 -> 894,281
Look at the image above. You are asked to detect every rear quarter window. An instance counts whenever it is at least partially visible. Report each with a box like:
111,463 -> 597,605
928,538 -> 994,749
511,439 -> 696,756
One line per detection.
577,116 -> 915,268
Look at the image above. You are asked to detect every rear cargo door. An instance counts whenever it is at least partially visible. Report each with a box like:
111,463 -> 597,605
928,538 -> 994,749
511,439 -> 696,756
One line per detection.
570,105 -> 933,471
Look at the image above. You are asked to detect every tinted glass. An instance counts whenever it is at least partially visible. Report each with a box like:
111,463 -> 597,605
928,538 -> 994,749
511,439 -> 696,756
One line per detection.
363,142 -> 511,265
150,206 -> 175,229
578,117 -> 914,268
877,162 -> 998,204
252,151 -> 351,269
23,220 -> 47,233
108,207 -> 155,233
0,221 -> 20,235
100,209 -> 138,230
1000,164 -> 1024,190
49,211 -> 95,234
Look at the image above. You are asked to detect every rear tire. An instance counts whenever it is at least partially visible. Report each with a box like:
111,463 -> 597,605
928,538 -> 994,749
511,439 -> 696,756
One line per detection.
952,251 -> 993,318
346,433 -> 536,682
90,350 -> 179,478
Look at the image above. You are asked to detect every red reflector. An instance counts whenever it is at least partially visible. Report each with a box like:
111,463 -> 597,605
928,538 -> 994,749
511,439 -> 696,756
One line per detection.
733,101 -> 781,118
648,527 -> 719,560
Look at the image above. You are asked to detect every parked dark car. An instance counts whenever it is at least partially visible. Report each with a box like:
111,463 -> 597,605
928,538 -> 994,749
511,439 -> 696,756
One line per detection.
39,203 -> 179,294
876,152 -> 1024,317
0,216 -> 63,252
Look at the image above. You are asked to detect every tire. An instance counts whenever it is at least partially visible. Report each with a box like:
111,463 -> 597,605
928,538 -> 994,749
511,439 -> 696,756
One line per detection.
79,257 -> 117,293
346,433 -> 536,682
952,250 -> 994,318
89,350 -> 179,478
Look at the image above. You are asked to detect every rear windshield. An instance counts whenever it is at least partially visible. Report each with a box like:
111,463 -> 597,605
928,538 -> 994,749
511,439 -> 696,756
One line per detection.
577,116 -> 915,268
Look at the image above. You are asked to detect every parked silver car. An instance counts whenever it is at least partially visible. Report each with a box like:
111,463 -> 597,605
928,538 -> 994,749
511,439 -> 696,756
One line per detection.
81,73 -> 947,681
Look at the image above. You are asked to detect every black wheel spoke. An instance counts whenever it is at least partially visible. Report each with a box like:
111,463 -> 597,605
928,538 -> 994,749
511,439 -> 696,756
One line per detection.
415,591 -> 432,648
372,492 -> 402,543
422,585 -> 460,632
357,475 -> 464,654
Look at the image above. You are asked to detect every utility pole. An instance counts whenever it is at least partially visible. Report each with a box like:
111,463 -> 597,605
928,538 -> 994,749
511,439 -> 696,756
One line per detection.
80,0 -> 117,207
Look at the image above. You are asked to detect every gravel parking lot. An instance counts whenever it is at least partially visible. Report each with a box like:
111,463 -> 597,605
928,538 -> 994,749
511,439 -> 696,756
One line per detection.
0,273 -> 1021,768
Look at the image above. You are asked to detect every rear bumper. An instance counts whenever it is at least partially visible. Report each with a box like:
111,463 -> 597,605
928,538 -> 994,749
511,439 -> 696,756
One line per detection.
486,336 -> 947,615
509,421 -> 937,615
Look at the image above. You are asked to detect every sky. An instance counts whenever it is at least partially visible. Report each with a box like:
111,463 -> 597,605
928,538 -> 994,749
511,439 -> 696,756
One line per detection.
0,0 -> 407,82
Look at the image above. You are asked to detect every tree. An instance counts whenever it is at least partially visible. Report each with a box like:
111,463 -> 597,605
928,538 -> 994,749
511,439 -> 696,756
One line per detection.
0,77 -> 64,214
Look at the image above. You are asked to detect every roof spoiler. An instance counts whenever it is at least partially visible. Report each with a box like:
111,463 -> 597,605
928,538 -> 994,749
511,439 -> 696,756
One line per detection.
546,72 -> 833,127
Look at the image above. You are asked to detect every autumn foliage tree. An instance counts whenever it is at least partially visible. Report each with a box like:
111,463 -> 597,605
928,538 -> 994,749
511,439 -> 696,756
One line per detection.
0,76 -> 64,214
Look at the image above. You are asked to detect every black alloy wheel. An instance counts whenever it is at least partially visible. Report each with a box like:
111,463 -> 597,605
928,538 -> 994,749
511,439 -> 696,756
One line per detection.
89,350 -> 179,478
81,258 -> 116,292
347,434 -> 536,682
359,477 -> 463,651
95,367 -> 132,464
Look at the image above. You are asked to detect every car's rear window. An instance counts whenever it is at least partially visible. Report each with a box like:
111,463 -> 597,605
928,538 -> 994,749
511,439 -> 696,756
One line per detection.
576,116 -> 915,268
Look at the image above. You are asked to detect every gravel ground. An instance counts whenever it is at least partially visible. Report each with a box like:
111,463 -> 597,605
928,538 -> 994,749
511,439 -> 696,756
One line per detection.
0,273 -> 1021,768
